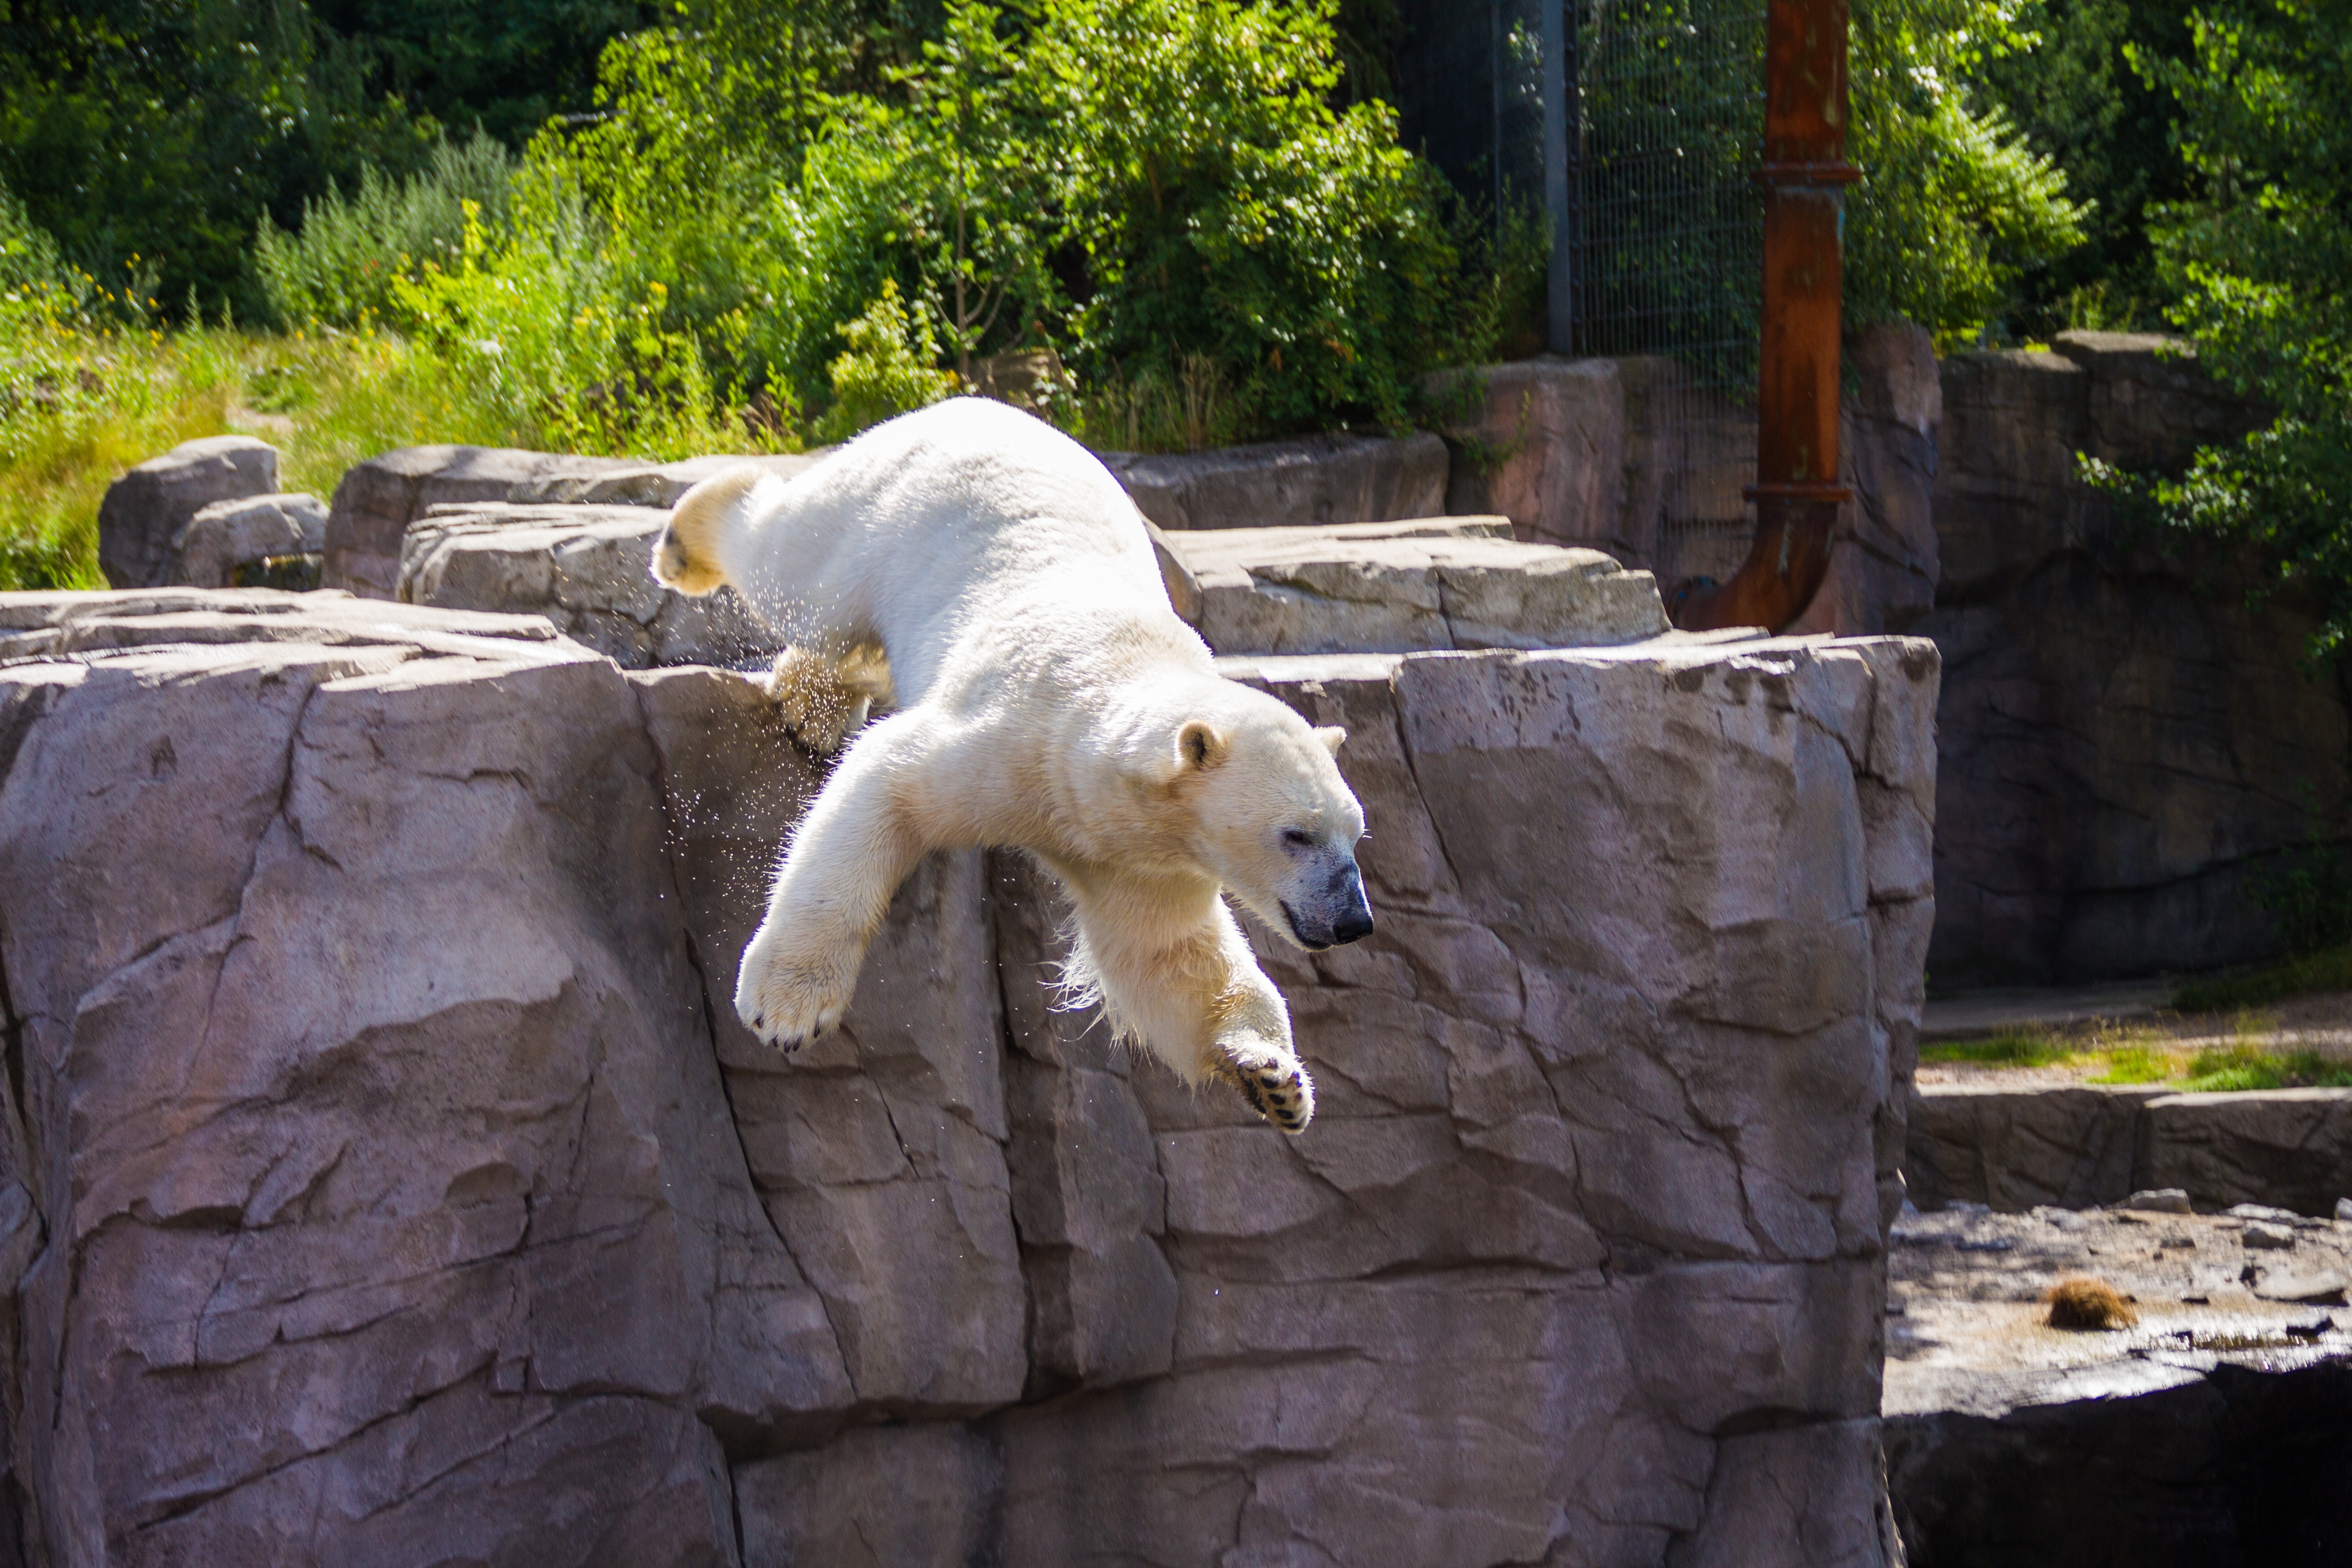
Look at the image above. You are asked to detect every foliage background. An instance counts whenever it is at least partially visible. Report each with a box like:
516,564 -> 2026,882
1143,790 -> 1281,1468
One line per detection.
3,0 -> 2345,617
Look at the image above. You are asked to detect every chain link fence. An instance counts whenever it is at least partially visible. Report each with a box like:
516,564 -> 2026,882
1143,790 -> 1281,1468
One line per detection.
1394,0 -> 1765,589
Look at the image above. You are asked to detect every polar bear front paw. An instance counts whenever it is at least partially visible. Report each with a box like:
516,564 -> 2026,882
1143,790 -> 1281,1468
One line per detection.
1212,1048 -> 1316,1134
735,932 -> 858,1054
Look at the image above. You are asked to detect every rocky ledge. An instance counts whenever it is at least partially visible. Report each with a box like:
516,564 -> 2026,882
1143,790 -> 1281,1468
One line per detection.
0,591 -> 1933,1565
394,506 -> 1671,667
1886,1202 -> 2352,1565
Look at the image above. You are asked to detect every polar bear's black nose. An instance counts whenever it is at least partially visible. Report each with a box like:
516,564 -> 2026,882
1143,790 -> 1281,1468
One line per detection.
1330,872 -> 1375,945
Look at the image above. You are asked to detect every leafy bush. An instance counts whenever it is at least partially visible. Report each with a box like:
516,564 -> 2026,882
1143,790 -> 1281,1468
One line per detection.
1845,0 -> 2090,344
257,132 -> 520,328
813,281 -> 960,442
558,0 -> 1497,445
2082,0 -> 2352,660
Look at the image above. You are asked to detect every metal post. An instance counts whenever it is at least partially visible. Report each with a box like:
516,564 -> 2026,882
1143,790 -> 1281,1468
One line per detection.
1673,0 -> 1857,631
1542,0 -> 1573,353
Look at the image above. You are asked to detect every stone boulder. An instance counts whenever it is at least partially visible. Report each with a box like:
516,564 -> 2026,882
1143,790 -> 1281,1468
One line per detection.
323,447 -> 828,599
170,492 -> 328,589
1920,332 -> 2327,985
1098,431 -> 1450,532
97,435 -> 279,589
1168,518 -> 1668,654
0,589 -> 1936,1564
398,503 -> 776,669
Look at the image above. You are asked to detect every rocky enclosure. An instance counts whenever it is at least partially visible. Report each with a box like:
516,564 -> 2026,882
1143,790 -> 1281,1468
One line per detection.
0,590 -> 1934,1566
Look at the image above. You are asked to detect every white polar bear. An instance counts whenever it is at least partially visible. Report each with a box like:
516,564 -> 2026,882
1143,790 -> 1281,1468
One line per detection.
651,397 -> 1375,1132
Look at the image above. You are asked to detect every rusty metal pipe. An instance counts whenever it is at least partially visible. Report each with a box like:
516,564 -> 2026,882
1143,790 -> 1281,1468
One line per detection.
1674,0 -> 1858,632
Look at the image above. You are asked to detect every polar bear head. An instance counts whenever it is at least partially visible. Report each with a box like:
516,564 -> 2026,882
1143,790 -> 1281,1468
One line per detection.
1135,689 -> 1374,951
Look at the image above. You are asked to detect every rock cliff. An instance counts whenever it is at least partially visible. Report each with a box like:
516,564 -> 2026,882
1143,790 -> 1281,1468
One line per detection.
0,590 -> 1934,1565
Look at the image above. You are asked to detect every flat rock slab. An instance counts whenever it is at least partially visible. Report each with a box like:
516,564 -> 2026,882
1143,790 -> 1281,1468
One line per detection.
1908,1083 -> 2352,1217
1163,518 -> 1668,654
324,446 -> 828,598
398,502 -> 776,668
396,503 -> 1663,665
0,593 -> 1935,1565
1886,1204 -> 2352,1565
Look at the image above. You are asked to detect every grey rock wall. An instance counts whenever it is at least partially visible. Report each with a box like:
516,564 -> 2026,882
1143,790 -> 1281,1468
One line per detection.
1100,431 -> 1450,533
0,590 -> 1934,1564
1430,332 -> 1940,637
1907,1081 -> 2352,1217
1919,331 -> 2334,986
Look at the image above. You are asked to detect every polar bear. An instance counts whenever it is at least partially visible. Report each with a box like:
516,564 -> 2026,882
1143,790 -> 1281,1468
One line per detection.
651,397 -> 1374,1132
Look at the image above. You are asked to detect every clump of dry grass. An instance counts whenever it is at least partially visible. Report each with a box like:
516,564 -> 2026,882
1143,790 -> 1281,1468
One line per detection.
2046,1276 -> 2138,1330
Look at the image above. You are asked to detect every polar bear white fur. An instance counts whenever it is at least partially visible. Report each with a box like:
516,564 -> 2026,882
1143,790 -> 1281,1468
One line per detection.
651,397 -> 1375,1132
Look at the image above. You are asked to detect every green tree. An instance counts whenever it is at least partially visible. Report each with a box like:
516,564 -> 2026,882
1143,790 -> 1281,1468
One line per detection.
1844,0 -> 2090,343
2106,0 -> 2352,656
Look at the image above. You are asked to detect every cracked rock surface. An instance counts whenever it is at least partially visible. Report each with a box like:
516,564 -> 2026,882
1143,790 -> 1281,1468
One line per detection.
0,590 -> 1934,1566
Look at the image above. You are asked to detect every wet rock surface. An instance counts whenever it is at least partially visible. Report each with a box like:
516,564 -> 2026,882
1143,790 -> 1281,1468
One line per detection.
1886,1203 -> 2352,1566
398,502 -> 778,669
0,591 -> 1935,1565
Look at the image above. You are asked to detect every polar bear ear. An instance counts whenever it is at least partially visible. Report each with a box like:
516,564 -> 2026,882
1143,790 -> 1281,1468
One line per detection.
1175,719 -> 1229,773
1313,726 -> 1347,756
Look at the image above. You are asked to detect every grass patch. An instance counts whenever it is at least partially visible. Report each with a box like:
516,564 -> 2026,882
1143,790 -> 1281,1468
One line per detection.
1921,1028 -> 2079,1068
2087,1041 -> 2183,1083
2172,941 -> 2352,1013
2176,1046 -> 2352,1093
1924,1013 -> 2352,1092
1,313 -> 790,593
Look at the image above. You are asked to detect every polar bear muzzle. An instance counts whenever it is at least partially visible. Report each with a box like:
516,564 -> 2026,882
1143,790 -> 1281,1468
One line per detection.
1280,852 -> 1375,950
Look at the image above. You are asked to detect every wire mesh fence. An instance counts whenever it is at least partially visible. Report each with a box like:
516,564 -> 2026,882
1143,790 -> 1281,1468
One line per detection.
1393,0 -> 1766,590
1568,0 -> 1765,590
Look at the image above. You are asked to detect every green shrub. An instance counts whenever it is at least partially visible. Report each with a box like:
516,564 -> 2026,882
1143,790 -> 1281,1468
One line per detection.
256,132 -> 520,328
2087,0 -> 2352,661
559,0 -> 1496,445
1845,0 -> 2090,344
813,282 -> 961,443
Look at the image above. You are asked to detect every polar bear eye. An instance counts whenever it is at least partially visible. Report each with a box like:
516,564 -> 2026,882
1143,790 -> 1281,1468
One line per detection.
1281,828 -> 1316,850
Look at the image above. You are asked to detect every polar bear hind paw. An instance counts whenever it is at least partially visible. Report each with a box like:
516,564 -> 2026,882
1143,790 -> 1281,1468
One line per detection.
763,646 -> 892,756
1213,1052 -> 1316,1134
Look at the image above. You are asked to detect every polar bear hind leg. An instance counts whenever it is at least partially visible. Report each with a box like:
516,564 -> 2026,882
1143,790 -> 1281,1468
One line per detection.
764,643 -> 894,755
